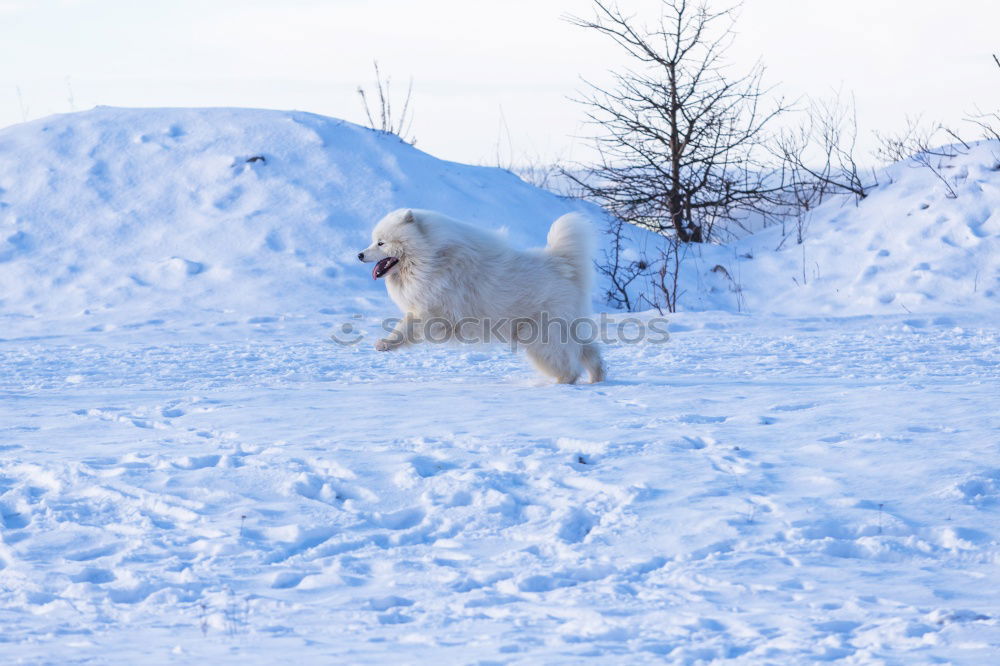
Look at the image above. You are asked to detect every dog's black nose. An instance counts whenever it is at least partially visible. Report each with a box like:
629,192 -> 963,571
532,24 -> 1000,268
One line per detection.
357,252 -> 365,261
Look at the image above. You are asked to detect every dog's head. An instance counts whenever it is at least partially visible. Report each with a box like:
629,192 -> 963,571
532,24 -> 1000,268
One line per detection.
357,209 -> 422,280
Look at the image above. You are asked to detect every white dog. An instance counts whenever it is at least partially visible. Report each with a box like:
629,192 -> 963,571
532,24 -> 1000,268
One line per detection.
358,209 -> 606,384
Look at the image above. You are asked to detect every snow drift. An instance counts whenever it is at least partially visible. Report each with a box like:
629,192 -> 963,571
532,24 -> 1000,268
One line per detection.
0,106 -> 996,334
0,107 -> 598,331
662,141 -> 1000,315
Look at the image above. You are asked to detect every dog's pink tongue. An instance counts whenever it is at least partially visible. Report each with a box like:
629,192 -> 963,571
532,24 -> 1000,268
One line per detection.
372,257 -> 395,280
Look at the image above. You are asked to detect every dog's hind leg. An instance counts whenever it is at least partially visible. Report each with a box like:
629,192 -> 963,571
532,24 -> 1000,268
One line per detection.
525,343 -> 581,384
580,343 -> 606,383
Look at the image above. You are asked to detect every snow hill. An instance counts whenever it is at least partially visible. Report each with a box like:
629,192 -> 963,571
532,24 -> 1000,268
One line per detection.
0,106 -> 997,332
677,141 -> 1000,315
0,107 -> 598,334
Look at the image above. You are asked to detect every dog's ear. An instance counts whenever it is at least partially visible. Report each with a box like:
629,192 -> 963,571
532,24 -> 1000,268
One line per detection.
401,209 -> 424,233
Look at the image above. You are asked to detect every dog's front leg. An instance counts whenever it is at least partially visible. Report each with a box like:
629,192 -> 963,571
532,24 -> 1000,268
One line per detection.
375,312 -> 418,351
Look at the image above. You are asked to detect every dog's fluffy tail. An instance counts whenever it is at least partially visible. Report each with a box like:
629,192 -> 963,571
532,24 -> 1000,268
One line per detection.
545,213 -> 595,297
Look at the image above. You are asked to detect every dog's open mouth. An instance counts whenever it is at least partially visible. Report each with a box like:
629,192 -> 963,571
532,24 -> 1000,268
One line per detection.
372,256 -> 399,279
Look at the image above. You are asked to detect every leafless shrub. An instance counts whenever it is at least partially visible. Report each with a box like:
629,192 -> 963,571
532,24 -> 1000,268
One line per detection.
492,104 -> 516,171
565,0 -> 788,245
774,91 -> 872,206
510,150 -> 572,193
770,130 -> 830,247
945,54 -> 1000,163
515,162 -> 563,191
357,60 -> 415,144
965,107 -> 1000,143
709,258 -> 745,312
644,236 -> 687,314
598,217 -> 650,311
874,117 -> 966,199
15,85 -> 29,122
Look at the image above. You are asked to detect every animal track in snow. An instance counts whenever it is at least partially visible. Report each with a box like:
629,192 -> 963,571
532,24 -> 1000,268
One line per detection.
679,413 -> 728,424
556,507 -> 598,544
770,402 -> 818,412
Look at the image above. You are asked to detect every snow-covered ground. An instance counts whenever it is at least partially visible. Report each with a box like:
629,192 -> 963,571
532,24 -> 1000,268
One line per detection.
3,312 -> 999,663
624,141 -> 1000,317
1,108 -> 999,663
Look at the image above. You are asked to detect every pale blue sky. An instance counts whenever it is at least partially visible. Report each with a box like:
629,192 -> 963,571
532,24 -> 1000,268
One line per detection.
2,0 -> 998,165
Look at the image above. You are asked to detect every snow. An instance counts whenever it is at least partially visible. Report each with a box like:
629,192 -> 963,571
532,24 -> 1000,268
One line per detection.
741,144 -> 1000,315
0,107 -> 598,336
1,108 -> 999,663
671,142 -> 1000,316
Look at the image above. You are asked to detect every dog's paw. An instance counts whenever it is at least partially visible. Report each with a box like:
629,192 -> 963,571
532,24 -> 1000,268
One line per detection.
374,338 -> 393,352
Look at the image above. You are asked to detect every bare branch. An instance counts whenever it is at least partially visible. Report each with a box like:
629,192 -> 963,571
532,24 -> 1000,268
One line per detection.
774,91 -> 871,206
874,117 -> 965,199
566,0 -> 787,246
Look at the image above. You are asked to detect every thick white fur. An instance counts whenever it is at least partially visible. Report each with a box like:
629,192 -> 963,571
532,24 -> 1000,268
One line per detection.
359,209 -> 606,384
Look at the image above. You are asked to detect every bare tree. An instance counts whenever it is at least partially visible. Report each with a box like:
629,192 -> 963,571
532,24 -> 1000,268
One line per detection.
774,92 -> 871,206
357,61 -> 415,144
565,0 -> 787,244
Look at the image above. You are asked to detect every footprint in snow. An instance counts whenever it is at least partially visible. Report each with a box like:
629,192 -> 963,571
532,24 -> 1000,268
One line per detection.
683,436 -> 708,450
264,526 -> 338,564
377,611 -> 413,625
108,585 -> 159,604
679,414 -> 727,424
683,436 -> 753,476
70,567 -> 116,584
170,454 -> 220,470
368,595 -> 414,611
517,574 -> 562,593
64,543 -> 120,562
212,185 -> 243,211
771,402 -> 818,412
374,507 -> 425,530
408,455 -> 455,478
1,509 -> 29,529
270,572 -> 308,589
556,507 -> 597,544
948,469 -> 1000,506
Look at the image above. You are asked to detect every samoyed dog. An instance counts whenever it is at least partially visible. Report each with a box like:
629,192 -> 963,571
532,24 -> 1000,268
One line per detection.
358,209 -> 606,384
